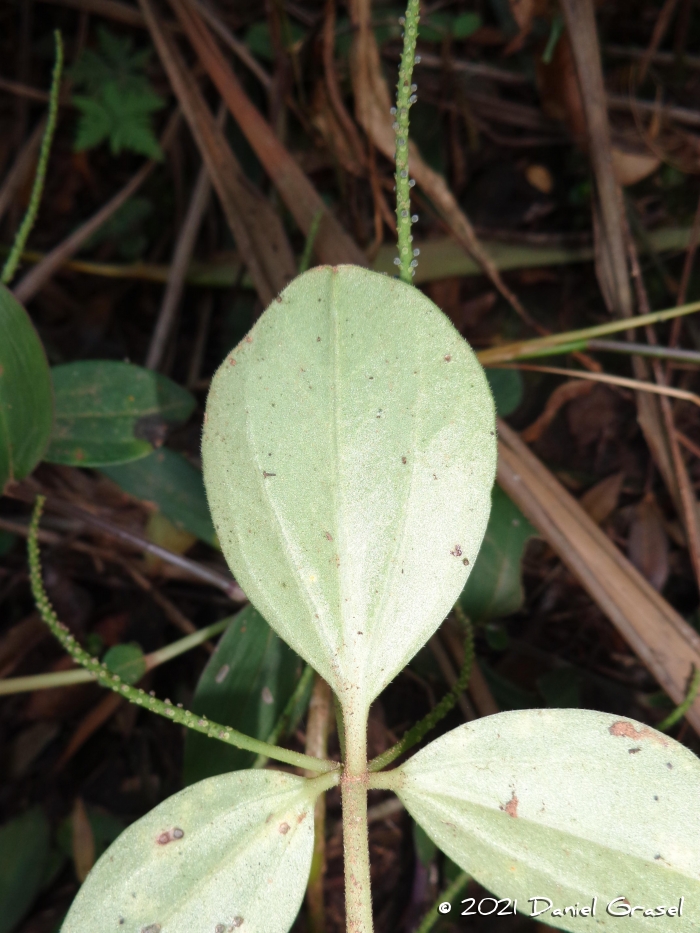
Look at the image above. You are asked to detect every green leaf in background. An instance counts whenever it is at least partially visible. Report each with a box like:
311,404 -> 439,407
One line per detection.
0,806 -> 50,933
70,27 -> 165,159
537,666 -> 581,708
451,12 -> 482,38
459,486 -> 536,620
203,266 -> 496,720
479,659 -> 539,710
184,605 -> 304,784
46,361 -> 195,467
485,367 -> 523,416
103,643 -> 146,685
420,11 -> 482,41
244,20 -> 307,61
73,84 -> 165,159
0,286 -> 53,493
395,709 -> 700,933
102,447 -> 216,545
56,805 -> 125,873
62,770 -> 323,933
80,197 -> 152,261
412,820 -> 436,867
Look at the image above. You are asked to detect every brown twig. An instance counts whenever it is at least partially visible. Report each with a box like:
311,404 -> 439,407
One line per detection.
13,109 -> 182,304
139,0 -> 297,305
305,675 -> 333,933
145,105 -> 223,371
164,0 -> 368,268
498,420 -> 700,736
638,0 -> 680,84
5,486 -> 245,601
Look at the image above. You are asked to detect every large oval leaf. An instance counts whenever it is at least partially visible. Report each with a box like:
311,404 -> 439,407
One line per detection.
62,769 -> 325,933
183,604 -> 303,784
45,361 -> 195,466
0,286 -> 53,492
202,265 -> 496,717
394,709 -> 700,931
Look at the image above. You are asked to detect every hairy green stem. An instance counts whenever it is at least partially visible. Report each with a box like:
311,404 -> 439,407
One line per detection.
393,0 -> 420,284
341,697 -> 372,933
28,496 -> 339,774
369,616 -> 474,772
341,778 -> 373,933
2,31 -> 63,285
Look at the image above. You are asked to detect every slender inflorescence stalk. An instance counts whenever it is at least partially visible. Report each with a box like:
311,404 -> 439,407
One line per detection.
415,871 -> 470,933
369,615 -> 474,772
393,0 -> 420,284
0,616 -> 231,695
2,31 -> 63,286
658,667 -> 700,732
28,496 -> 339,775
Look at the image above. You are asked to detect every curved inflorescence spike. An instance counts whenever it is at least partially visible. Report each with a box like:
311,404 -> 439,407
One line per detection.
394,0 -> 420,285
28,495 -> 339,775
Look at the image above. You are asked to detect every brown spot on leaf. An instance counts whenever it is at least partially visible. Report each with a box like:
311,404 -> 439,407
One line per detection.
629,747 -> 641,754
279,822 -> 290,834
401,456 -> 407,464
232,919 -> 244,929
451,545 -> 463,557
325,531 -> 333,541
229,357 -> 236,365
608,721 -> 668,746
444,355 -> 452,362
463,557 -> 470,565
157,827 -> 184,845
262,471 -> 276,478
501,792 -> 519,818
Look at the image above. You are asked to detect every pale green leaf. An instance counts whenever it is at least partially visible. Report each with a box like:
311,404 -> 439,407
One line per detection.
62,770 -> 324,933
0,287 -> 53,493
202,265 -> 496,717
395,709 -> 700,932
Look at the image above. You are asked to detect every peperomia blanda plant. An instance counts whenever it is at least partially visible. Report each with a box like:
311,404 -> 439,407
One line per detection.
25,3 -> 700,932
